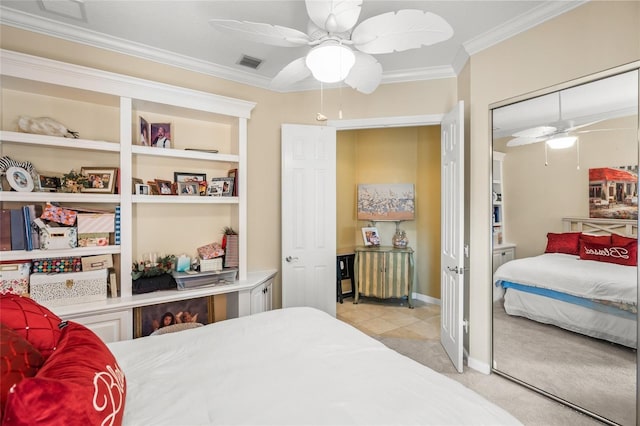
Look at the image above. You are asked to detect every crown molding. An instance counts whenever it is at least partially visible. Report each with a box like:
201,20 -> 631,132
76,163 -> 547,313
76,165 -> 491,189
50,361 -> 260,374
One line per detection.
463,0 -> 588,56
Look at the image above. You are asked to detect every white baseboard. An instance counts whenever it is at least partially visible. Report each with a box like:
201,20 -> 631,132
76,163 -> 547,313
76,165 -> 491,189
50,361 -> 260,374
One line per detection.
412,292 -> 440,305
467,356 -> 491,375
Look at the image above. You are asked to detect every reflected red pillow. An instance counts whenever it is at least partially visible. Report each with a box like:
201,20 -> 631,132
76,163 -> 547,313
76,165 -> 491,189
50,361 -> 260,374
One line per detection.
0,294 -> 62,359
2,321 -> 126,426
579,240 -> 638,266
545,232 -> 581,255
0,324 -> 45,421
580,234 -> 611,245
611,234 -> 637,246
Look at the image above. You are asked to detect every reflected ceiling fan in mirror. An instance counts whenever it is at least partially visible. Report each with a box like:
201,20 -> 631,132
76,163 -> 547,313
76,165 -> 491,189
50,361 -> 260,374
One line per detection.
209,0 -> 454,94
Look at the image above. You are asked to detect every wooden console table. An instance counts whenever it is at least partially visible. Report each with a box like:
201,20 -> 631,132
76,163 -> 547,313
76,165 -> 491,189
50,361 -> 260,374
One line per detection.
354,246 -> 414,308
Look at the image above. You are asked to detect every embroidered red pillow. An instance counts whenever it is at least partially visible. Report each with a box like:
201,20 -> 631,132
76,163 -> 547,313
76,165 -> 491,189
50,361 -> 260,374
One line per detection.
0,324 -> 45,422
0,294 -> 62,359
579,240 -> 638,266
580,234 -> 611,245
611,234 -> 637,246
2,321 -> 126,426
545,232 -> 581,255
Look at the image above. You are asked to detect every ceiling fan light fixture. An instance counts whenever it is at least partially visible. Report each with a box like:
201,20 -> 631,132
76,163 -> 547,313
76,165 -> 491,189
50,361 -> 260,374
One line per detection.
305,41 -> 355,83
546,134 -> 577,149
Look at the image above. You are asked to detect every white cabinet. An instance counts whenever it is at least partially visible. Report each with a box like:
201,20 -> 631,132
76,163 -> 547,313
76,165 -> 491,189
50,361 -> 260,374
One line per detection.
492,245 -> 515,274
66,310 -> 132,343
0,49 -> 275,334
250,277 -> 273,314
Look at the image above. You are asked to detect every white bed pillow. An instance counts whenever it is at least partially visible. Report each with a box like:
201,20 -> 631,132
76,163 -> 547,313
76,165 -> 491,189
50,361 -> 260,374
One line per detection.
150,322 -> 203,336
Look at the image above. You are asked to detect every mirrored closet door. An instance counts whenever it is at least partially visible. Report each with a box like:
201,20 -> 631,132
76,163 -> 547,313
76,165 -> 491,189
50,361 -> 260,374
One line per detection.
491,64 -> 639,426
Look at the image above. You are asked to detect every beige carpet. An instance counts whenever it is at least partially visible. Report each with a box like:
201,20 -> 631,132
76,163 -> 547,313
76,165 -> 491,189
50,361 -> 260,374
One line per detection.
374,335 -> 610,426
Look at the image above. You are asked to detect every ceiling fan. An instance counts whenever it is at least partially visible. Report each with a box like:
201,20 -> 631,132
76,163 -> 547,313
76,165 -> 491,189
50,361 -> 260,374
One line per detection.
209,0 -> 454,94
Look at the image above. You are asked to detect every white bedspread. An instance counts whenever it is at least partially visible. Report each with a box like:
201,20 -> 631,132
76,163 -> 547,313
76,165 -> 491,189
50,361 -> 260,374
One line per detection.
108,307 -> 521,426
494,253 -> 637,305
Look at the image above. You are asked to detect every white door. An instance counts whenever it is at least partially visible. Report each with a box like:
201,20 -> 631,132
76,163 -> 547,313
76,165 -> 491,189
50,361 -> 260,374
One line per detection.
281,124 -> 336,316
440,101 -> 465,373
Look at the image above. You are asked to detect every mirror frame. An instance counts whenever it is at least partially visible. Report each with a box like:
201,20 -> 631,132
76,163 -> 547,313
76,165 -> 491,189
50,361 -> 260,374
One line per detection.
489,60 -> 640,425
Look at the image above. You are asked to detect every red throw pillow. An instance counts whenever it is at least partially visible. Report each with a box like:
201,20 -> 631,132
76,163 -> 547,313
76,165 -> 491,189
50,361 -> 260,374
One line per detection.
0,324 -> 45,422
580,234 -> 611,245
611,234 -> 637,246
545,232 -> 581,255
2,321 -> 126,426
580,240 -> 638,266
0,294 -> 62,359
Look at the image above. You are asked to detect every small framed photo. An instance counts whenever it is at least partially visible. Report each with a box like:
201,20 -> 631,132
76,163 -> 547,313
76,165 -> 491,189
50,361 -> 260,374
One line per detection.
150,123 -> 171,148
135,183 -> 150,195
361,227 -> 380,246
6,167 -> 35,192
207,180 -> 224,196
81,167 -> 118,193
132,177 -> 143,194
37,174 -> 61,192
210,177 -> 234,197
133,296 -> 214,338
178,181 -> 199,196
227,168 -> 238,196
155,179 -> 173,195
139,116 -> 150,146
174,172 -> 206,183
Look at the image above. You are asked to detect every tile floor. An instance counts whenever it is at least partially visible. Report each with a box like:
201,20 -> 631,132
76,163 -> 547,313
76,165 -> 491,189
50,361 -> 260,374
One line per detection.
336,296 -> 440,341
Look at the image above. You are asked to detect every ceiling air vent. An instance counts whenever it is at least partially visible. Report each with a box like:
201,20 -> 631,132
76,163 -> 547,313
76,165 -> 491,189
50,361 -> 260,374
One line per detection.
237,55 -> 263,70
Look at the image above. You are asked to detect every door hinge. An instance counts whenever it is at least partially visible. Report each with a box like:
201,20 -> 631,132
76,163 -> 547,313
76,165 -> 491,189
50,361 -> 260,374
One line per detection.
463,319 -> 469,333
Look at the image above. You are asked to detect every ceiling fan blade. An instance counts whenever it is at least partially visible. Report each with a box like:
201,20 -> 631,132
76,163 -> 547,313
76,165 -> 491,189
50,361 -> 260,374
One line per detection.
351,10 -> 453,54
344,52 -> 382,94
512,126 -> 557,138
270,57 -> 311,90
209,19 -> 310,47
575,127 -> 635,134
506,136 -> 548,147
305,0 -> 362,33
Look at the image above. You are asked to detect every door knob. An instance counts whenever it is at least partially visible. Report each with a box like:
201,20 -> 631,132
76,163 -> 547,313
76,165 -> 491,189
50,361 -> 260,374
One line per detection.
285,256 -> 299,262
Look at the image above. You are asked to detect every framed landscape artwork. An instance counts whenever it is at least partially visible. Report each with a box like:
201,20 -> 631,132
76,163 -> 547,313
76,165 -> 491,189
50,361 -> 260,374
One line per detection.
357,183 -> 415,221
589,166 -> 638,220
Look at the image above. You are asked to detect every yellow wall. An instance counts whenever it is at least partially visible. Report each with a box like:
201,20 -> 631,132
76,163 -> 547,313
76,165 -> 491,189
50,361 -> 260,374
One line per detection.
336,126 -> 441,298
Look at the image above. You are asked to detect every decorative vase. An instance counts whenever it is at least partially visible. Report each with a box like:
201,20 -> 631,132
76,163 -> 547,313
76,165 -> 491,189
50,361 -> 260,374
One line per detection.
392,230 -> 409,248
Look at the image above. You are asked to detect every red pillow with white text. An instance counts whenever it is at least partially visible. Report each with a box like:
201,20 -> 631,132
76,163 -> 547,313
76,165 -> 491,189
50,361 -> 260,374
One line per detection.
0,294 -> 62,359
545,232 -> 581,255
2,321 -> 126,426
579,240 -> 638,266
580,234 -> 611,245
0,324 -> 45,422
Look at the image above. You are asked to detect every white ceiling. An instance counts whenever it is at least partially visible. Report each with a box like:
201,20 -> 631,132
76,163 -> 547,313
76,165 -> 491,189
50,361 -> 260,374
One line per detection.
0,0 -> 586,92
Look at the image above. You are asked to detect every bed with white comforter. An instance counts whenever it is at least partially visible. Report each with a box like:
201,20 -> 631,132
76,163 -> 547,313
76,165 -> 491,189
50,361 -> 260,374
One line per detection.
108,307 -> 521,425
494,253 -> 637,348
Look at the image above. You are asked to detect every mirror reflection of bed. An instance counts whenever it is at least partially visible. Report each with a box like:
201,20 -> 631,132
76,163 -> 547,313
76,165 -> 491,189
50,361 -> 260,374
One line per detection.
491,68 -> 639,426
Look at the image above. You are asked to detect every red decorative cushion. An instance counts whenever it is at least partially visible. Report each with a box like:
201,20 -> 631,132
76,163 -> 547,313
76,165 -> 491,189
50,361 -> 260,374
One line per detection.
579,240 -> 638,266
611,234 -> 637,246
580,234 -> 611,245
2,321 -> 126,426
0,324 -> 45,421
545,232 -> 581,255
0,294 -> 62,359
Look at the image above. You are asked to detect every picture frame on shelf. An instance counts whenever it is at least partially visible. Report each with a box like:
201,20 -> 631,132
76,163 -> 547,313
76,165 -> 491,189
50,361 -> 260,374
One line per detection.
150,122 -> 171,149
37,174 -> 60,192
227,168 -> 238,196
135,183 -> 150,195
81,167 -> 118,193
132,177 -> 143,194
207,181 -> 224,196
139,116 -> 150,146
147,181 -> 160,195
210,177 -> 234,197
174,172 -> 206,183
155,179 -> 173,195
133,296 -> 214,338
361,227 -> 380,246
177,181 -> 199,196
6,166 -> 35,192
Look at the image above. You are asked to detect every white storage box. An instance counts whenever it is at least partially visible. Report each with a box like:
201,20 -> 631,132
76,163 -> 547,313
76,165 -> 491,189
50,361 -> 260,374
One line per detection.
30,269 -> 108,307
0,262 -> 31,295
200,257 -> 222,272
173,269 -> 237,290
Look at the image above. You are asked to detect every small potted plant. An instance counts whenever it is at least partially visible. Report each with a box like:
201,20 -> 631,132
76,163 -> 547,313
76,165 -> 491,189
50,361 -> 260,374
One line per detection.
131,254 -> 177,294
